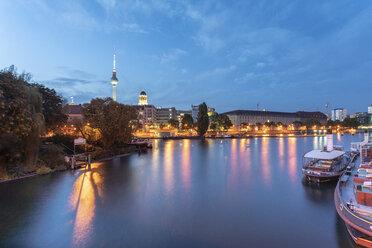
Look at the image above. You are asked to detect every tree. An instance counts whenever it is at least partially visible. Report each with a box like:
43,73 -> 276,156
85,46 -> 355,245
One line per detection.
196,102 -> 209,138
32,83 -> 67,132
342,117 -> 360,128
168,119 -> 179,129
255,122 -> 263,130
181,114 -> 194,130
215,114 -> 232,131
0,66 -> 44,176
82,98 -> 137,149
292,121 -> 303,130
304,119 -> 321,128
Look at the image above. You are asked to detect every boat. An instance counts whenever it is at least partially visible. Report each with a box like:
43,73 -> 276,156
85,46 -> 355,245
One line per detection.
302,131 -> 351,182
144,139 -> 153,148
335,131 -> 372,247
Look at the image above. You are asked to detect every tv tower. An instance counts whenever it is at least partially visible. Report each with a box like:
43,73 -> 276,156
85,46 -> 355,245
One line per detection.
110,47 -> 118,101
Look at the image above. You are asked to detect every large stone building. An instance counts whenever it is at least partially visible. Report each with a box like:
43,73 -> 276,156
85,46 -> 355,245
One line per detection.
223,110 -> 327,129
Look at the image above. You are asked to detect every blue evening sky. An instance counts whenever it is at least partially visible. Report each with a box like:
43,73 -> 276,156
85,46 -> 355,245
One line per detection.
1,0 -> 371,114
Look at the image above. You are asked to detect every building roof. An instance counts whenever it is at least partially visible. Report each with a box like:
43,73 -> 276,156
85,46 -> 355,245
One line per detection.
140,91 -> 147,96
67,104 -> 82,115
222,110 -> 298,118
304,149 -> 345,160
222,110 -> 327,119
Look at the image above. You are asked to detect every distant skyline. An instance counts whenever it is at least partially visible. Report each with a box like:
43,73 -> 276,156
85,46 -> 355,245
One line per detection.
1,0 -> 372,113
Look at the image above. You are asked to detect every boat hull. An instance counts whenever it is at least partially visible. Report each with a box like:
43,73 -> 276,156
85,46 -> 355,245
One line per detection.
335,181 -> 372,247
302,169 -> 343,183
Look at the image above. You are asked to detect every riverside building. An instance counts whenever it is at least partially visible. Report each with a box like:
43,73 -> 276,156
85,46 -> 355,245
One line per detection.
156,107 -> 177,124
223,110 -> 327,129
134,91 -> 156,126
331,108 -> 347,121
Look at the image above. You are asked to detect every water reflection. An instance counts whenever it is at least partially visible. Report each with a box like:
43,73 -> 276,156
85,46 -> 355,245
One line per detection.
69,167 -> 103,247
261,137 -> 270,186
164,140 -> 174,195
288,137 -> 297,183
181,139 -> 191,192
278,137 -> 284,170
0,134 -> 366,248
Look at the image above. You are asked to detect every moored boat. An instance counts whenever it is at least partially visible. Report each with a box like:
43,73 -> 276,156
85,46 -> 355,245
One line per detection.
302,132 -> 351,182
335,131 -> 372,247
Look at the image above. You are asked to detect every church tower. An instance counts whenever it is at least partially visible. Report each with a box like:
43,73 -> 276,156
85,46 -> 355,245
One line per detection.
110,47 -> 118,101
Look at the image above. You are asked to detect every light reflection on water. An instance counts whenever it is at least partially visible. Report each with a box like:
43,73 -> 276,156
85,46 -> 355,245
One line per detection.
288,137 -> 297,183
0,134 -> 363,248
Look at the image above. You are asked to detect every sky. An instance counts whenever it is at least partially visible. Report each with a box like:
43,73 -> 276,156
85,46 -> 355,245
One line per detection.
1,0 -> 372,114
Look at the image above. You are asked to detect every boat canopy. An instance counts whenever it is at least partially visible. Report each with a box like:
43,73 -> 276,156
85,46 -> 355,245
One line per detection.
304,150 -> 345,160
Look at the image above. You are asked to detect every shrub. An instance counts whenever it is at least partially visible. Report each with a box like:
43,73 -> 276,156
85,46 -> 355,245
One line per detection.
36,166 -> 51,175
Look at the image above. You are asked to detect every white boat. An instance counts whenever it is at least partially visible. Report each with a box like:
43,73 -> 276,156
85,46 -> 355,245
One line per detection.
302,132 -> 350,182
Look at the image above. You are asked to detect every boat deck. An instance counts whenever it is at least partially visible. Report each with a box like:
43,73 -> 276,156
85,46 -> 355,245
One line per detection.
339,156 -> 372,222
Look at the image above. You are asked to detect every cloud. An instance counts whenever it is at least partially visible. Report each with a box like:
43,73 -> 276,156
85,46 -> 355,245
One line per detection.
122,23 -> 147,33
160,48 -> 187,63
196,65 -> 236,81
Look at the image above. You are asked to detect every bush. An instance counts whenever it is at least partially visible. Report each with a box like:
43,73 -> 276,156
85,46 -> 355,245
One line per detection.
36,166 -> 51,175
39,144 -> 65,169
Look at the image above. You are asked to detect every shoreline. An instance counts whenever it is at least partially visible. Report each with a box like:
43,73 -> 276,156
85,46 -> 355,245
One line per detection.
0,151 -> 135,184
139,134 -> 342,140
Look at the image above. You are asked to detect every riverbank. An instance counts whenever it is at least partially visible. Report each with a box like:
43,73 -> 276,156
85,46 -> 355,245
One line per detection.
141,134 -> 330,140
0,148 -> 137,184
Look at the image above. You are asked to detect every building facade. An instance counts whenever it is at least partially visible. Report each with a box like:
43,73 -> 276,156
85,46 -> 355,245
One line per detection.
223,110 -> 327,129
177,110 -> 192,122
134,91 -> 156,126
368,105 -> 372,114
350,112 -> 372,126
331,108 -> 347,121
156,107 -> 177,124
67,104 -> 83,123
136,104 -> 157,126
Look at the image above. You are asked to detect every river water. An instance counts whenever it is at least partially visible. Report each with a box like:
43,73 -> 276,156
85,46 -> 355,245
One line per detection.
0,134 -> 364,248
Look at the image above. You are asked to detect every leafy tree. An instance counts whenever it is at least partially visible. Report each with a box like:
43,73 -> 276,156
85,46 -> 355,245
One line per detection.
82,97 -> 137,149
196,102 -> 209,138
217,114 -> 233,130
342,117 -> 360,128
292,121 -> 303,130
304,119 -> 321,128
264,121 -> 277,127
0,66 -> 44,176
168,119 -> 179,129
159,123 -> 166,129
181,114 -> 194,130
32,83 -> 67,132
255,122 -> 263,130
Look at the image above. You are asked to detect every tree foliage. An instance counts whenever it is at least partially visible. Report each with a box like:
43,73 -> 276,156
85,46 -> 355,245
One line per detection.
196,102 -> 209,137
32,83 -> 67,132
304,119 -> 321,127
82,98 -> 137,149
0,66 -> 44,175
181,114 -> 194,130
210,113 -> 232,131
342,117 -> 360,128
167,119 -> 179,129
